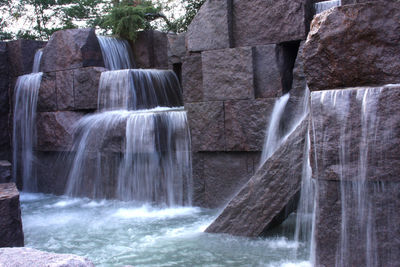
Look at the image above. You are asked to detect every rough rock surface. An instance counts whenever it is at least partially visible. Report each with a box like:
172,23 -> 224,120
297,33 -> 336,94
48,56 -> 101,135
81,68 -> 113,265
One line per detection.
185,101 -> 225,151
167,33 -> 186,66
291,41 -> 307,96
311,85 -> 400,182
315,180 -> 400,267
74,67 -> 106,110
303,2 -> 400,91
0,161 -> 12,183
342,0 -> 397,4
0,42 -> 10,160
36,111 -> 85,151
206,119 -> 307,236
37,71 -> 57,111
202,47 -> 254,101
132,30 -> 168,69
224,99 -> 275,151
0,183 -> 24,247
0,247 -> 95,267
6,40 -> 46,77
187,0 -> 230,52
41,28 -> 104,72
182,54 -> 203,102
253,45 -> 282,98
233,0 -> 309,47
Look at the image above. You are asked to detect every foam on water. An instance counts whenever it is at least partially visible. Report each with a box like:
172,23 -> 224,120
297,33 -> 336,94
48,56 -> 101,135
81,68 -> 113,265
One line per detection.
113,206 -> 201,219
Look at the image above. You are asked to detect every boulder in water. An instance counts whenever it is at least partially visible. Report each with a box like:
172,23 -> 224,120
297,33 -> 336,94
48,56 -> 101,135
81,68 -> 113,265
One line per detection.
0,183 -> 23,247
303,2 -> 400,91
0,247 -> 95,267
41,28 -> 104,72
206,118 -> 307,236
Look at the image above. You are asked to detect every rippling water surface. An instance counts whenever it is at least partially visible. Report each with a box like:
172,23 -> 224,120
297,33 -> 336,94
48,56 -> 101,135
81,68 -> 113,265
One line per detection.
21,193 -> 310,267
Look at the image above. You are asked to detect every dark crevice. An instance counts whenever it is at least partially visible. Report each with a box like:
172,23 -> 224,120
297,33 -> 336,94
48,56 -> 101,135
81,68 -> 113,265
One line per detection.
276,40 -> 301,94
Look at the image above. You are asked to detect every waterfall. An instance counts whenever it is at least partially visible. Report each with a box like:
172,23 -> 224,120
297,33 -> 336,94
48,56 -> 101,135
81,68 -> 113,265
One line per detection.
97,36 -> 134,70
314,0 -> 341,15
12,72 -> 42,192
311,87 -> 396,266
32,49 -> 43,73
65,37 -> 192,205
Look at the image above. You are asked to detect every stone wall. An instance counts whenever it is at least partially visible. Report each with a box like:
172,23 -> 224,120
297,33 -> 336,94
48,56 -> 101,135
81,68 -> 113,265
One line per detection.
183,0 -> 310,208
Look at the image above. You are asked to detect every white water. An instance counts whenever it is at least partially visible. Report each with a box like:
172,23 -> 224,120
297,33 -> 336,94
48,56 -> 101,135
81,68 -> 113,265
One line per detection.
12,72 -> 42,191
97,36 -> 134,70
314,0 -> 341,15
32,49 -> 43,73
21,193 -> 311,267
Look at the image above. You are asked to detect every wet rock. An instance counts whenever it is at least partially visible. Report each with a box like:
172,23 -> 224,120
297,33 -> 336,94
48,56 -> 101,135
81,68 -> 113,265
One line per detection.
41,28 -> 104,72
291,41 -> 307,96
192,152 -> 205,207
0,161 -> 12,183
36,111 -> 85,151
202,47 -> 254,101
224,99 -> 275,151
185,101 -> 225,151
6,40 -> 46,77
187,0 -> 230,52
206,119 -> 307,236
233,0 -> 310,47
253,45 -> 282,98
132,30 -> 168,69
74,67 -> 106,110
56,70 -> 75,110
315,180 -> 400,267
311,85 -> 400,182
303,2 -> 400,91
37,71 -> 57,112
182,54 -> 203,102
0,43 -> 10,161
203,152 -> 259,208
0,183 -> 24,247
0,247 -> 95,267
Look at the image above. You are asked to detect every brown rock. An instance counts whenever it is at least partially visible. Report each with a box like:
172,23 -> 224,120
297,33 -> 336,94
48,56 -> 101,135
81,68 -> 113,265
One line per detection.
253,45 -> 282,98
187,0 -> 230,52
311,85 -> 400,182
6,40 -> 46,77
0,183 -> 24,247
185,101 -> 225,151
202,47 -> 254,101
182,54 -> 203,102
203,152 -> 259,208
41,28 -> 104,72
303,2 -> 400,91
233,0 -> 310,47
36,111 -> 85,151
56,70 -> 74,110
205,119 -> 307,236
132,30 -> 168,69
37,71 -> 57,112
74,67 -> 106,110
291,41 -> 307,96
0,247 -> 95,267
0,161 -> 12,184
224,99 -> 275,151
314,180 -> 400,267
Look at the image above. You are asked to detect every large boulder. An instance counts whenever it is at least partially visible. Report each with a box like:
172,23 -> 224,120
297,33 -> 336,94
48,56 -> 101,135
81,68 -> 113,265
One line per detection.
206,119 -> 307,236
303,2 -> 400,91
0,183 -> 24,247
187,0 -> 231,52
167,33 -> 186,67
233,0 -> 312,47
132,30 -> 168,69
73,67 -> 106,110
0,247 -> 95,267
41,28 -> 104,72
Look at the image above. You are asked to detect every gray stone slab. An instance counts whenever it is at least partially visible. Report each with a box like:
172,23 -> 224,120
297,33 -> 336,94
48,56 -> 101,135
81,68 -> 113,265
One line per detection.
182,54 -> 203,102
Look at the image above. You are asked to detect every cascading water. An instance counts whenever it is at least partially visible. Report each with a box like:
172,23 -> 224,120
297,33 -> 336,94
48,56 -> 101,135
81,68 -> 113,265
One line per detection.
314,0 -> 341,14
311,87 -> 397,267
65,36 -> 192,206
97,36 -> 134,70
12,48 -> 44,191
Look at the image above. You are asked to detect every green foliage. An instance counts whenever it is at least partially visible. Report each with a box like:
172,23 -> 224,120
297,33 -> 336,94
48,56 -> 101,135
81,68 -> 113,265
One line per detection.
100,0 -> 160,41
164,0 -> 205,33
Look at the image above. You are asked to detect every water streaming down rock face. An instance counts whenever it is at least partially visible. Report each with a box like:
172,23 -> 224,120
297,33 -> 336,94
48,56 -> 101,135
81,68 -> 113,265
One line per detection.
314,0 -> 341,14
12,72 -> 43,191
32,49 -> 43,73
311,87 -> 399,267
65,37 -> 192,205
97,36 -> 134,70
